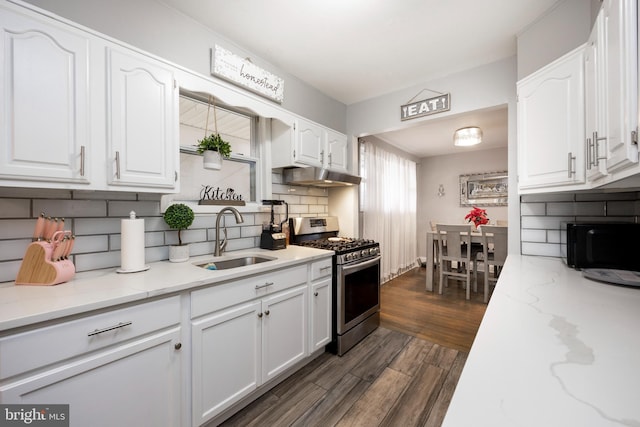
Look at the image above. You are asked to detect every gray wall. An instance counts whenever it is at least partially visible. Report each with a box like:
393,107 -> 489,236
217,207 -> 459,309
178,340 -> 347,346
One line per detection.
22,0 -> 347,132
0,182 -> 329,284
516,0 -> 593,79
520,191 -> 640,257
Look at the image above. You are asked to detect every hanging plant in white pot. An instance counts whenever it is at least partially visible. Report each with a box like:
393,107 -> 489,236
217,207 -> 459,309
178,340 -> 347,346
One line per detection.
197,96 -> 232,170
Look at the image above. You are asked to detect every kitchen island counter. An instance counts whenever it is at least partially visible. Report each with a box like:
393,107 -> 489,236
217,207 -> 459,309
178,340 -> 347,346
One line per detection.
0,246 -> 332,332
443,255 -> 640,427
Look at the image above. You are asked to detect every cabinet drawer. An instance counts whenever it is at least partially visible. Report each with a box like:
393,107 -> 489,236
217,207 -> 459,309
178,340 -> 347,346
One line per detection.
310,258 -> 333,281
0,296 -> 181,380
191,265 -> 307,318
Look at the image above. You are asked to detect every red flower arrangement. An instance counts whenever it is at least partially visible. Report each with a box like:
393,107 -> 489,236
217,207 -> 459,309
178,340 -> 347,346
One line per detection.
465,206 -> 489,228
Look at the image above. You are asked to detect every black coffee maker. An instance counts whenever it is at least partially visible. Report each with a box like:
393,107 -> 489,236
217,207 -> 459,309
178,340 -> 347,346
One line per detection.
260,200 -> 287,250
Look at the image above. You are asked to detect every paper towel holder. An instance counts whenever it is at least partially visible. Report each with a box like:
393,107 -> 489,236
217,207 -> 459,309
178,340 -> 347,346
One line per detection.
116,211 -> 150,274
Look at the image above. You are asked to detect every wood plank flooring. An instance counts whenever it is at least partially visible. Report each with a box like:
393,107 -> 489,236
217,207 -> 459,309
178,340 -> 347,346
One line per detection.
218,266 -> 488,427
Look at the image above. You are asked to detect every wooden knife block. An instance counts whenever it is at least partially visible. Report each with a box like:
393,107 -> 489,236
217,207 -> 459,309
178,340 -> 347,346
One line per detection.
15,242 -> 76,286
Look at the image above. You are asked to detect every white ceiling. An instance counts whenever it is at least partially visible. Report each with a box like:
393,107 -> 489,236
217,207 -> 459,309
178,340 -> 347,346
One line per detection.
160,0 -> 559,157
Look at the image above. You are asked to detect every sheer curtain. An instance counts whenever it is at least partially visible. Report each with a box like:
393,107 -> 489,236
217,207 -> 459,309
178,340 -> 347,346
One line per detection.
360,140 -> 417,283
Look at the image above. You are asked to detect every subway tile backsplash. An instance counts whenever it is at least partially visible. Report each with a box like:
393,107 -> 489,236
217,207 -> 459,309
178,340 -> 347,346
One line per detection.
0,177 -> 328,283
520,190 -> 640,257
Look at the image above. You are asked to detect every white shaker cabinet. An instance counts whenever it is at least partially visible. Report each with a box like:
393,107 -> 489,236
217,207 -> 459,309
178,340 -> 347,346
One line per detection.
326,129 -> 349,173
309,258 -> 332,352
271,118 -> 350,173
190,265 -> 308,427
106,47 -> 178,189
0,296 -> 183,427
517,44 -> 587,192
0,1 -> 179,192
0,6 -> 91,186
598,0 -> 638,175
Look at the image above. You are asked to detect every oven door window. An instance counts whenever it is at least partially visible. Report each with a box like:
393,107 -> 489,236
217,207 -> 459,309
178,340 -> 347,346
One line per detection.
340,258 -> 380,329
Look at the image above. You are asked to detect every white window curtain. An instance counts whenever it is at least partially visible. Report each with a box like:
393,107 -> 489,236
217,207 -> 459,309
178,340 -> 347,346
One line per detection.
360,140 -> 417,283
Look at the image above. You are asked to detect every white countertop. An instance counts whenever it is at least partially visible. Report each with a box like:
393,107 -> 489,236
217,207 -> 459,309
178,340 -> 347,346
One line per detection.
0,246 -> 333,332
442,255 -> 640,427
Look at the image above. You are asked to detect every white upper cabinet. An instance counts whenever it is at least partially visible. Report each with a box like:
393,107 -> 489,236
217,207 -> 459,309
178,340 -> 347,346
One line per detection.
599,0 -> 638,175
0,2 -> 179,192
585,12 -> 608,181
0,6 -> 91,185
517,45 -> 587,192
106,47 -> 178,189
326,129 -> 349,172
271,118 -> 350,172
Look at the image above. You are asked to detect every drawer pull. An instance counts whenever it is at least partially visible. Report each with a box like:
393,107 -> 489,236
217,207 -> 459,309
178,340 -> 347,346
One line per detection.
257,312 -> 263,318
264,310 -> 270,316
87,321 -> 132,337
255,282 -> 274,290
174,342 -> 182,350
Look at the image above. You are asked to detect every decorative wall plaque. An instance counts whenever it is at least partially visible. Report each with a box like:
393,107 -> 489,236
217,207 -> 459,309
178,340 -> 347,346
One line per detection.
401,93 -> 450,121
212,45 -> 284,103
460,171 -> 508,206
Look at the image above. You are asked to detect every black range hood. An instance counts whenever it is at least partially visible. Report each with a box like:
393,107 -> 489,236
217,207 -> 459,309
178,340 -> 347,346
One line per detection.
283,167 -> 361,188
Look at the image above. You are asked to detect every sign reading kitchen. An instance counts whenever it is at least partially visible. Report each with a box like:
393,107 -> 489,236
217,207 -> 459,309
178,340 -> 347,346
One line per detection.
212,44 -> 284,103
400,93 -> 450,121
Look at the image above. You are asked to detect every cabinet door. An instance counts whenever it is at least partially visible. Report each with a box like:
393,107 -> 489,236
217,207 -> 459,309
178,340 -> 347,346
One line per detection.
0,328 -> 182,427
295,119 -> 324,167
585,14 -> 608,181
191,301 -> 261,426
326,129 -> 349,172
601,0 -> 638,173
107,47 -> 177,189
310,277 -> 332,352
517,46 -> 586,190
262,285 -> 308,382
0,8 -> 90,185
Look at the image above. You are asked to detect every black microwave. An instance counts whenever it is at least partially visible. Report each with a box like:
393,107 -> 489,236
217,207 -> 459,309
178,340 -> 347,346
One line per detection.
562,222 -> 640,270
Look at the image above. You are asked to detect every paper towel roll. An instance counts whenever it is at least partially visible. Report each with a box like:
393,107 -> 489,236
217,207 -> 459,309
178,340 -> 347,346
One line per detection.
119,211 -> 147,273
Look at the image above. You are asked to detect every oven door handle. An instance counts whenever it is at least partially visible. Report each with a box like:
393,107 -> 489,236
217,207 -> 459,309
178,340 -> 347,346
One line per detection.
341,255 -> 381,274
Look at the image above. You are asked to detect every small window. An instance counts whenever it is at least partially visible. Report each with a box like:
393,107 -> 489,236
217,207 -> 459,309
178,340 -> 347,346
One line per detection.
177,90 -> 258,203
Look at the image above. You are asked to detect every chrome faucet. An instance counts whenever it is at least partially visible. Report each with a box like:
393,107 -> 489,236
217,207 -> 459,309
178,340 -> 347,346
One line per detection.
214,207 -> 244,256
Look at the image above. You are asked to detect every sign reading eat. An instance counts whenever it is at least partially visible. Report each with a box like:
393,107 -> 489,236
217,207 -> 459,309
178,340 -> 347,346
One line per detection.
400,93 -> 450,121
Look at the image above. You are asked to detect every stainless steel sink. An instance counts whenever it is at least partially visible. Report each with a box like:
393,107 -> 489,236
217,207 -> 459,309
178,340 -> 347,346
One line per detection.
195,255 -> 276,271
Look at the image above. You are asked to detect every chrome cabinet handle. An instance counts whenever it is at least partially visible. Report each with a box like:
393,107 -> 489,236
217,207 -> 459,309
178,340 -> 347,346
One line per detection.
80,145 -> 86,177
593,131 -> 607,166
567,152 -> 575,178
328,152 -> 332,166
115,151 -> 121,179
257,312 -> 263,318
174,343 -> 182,350
255,282 -> 274,290
87,321 -> 131,337
586,137 -> 592,168
264,310 -> 270,316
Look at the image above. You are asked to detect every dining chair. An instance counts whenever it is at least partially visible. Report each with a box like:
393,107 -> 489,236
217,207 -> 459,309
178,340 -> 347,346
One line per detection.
474,225 -> 508,303
436,224 -> 473,299
430,220 -> 440,267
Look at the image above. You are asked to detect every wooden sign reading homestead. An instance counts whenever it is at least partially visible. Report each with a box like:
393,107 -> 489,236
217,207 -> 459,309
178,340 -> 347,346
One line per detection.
212,44 -> 284,103
401,93 -> 450,121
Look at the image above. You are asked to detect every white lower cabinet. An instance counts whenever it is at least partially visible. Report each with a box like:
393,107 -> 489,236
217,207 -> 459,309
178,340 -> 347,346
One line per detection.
309,258 -> 333,352
190,266 -> 310,427
0,296 -> 183,427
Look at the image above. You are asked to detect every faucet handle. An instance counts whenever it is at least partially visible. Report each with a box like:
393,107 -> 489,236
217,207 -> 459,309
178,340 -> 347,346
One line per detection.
219,227 -> 228,251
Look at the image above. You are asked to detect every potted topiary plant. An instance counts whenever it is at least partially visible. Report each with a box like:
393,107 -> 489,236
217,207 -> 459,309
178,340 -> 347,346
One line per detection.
197,133 -> 232,170
163,203 -> 195,262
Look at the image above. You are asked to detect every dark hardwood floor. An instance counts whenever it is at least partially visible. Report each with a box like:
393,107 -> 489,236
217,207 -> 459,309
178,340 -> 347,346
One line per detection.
218,266 -> 488,427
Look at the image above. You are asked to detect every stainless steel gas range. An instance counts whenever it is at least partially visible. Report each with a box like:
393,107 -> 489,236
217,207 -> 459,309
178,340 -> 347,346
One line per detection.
289,217 -> 380,356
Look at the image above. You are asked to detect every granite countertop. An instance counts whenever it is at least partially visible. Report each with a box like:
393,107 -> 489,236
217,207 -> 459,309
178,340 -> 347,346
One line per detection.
442,255 -> 640,427
0,246 -> 333,333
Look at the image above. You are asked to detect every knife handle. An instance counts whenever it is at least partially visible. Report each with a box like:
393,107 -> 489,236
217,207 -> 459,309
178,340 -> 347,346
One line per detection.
52,237 -> 67,262
57,218 -> 65,233
33,213 -> 45,241
64,235 -> 76,259
43,217 -> 56,241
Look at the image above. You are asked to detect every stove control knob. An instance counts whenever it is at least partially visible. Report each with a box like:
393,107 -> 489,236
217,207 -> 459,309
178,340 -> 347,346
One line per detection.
345,253 -> 353,262
361,249 -> 369,257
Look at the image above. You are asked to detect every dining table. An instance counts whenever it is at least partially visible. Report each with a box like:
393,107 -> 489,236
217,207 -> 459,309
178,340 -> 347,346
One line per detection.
425,226 -> 506,292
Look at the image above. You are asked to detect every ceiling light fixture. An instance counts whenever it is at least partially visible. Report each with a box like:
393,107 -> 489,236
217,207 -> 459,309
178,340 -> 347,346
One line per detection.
454,126 -> 483,147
